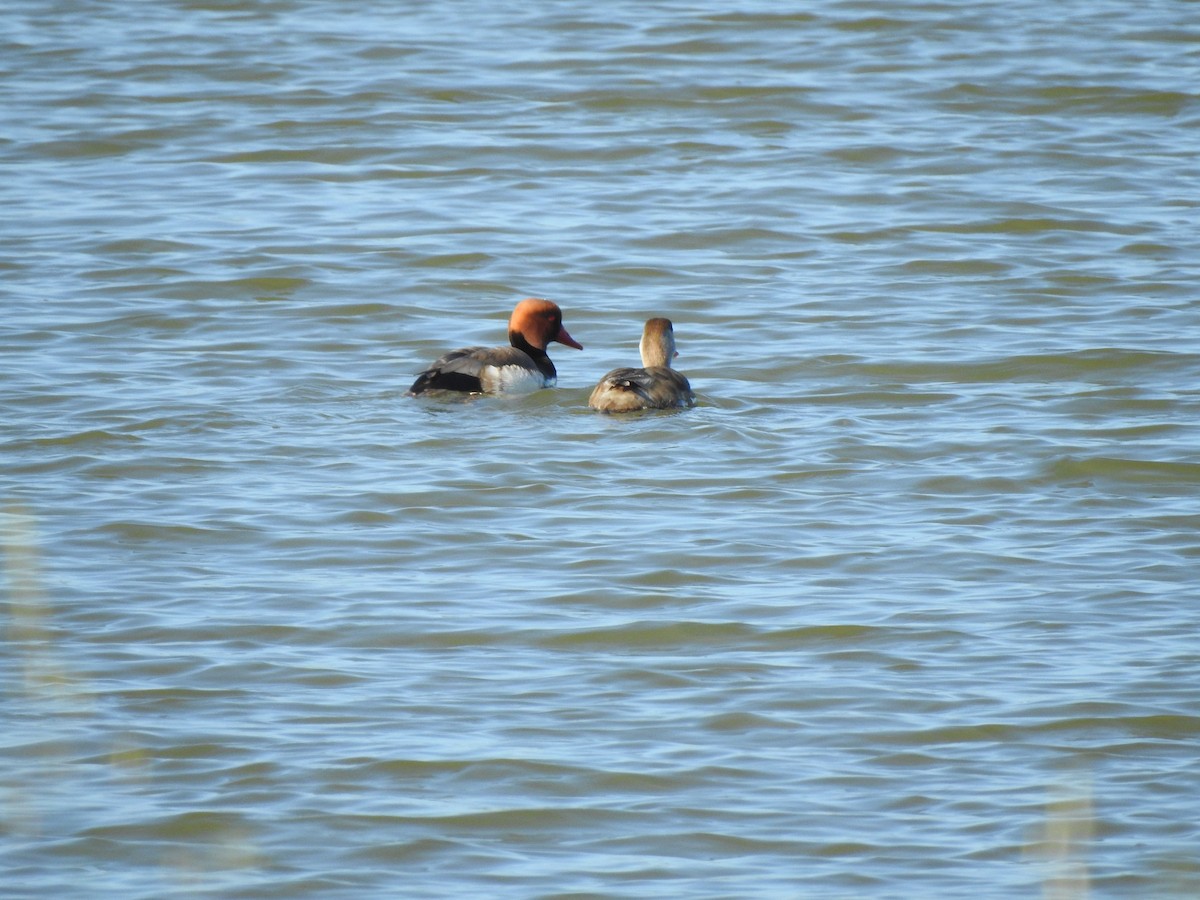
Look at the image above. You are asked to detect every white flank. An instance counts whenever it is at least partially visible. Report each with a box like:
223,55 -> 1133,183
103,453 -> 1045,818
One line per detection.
480,364 -> 549,393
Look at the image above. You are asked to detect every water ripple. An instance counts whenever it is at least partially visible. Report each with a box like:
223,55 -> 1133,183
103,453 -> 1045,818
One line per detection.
4,0 -> 1200,897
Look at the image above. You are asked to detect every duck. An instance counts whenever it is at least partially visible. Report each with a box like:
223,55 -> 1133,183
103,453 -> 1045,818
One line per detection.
408,298 -> 583,395
588,317 -> 695,412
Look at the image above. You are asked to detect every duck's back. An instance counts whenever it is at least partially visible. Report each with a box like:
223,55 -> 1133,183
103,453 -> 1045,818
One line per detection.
409,345 -> 547,395
588,365 -> 694,412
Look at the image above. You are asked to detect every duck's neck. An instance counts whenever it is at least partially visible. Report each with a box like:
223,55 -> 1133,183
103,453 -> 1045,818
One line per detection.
511,331 -> 556,380
640,337 -> 673,368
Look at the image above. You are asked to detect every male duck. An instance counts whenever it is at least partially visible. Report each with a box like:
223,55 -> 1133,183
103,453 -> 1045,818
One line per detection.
409,298 -> 583,395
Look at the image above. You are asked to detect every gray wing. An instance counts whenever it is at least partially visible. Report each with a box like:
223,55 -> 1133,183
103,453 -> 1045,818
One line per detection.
409,345 -> 535,394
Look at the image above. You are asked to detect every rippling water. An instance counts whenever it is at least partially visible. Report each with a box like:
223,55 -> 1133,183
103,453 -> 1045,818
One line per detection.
4,1 -> 1199,897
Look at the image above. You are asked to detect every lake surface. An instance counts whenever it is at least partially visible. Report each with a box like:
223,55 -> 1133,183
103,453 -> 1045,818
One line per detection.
3,1 -> 1199,897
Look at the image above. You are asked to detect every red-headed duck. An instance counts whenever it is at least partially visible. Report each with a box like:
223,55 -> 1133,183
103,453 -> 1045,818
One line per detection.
408,298 -> 583,395
588,317 -> 695,412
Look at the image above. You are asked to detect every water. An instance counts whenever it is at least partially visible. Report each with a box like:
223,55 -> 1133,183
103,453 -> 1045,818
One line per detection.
3,1 -> 1199,897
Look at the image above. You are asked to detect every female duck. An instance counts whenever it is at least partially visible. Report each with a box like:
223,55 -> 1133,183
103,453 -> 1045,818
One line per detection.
408,298 -> 583,395
588,317 -> 695,412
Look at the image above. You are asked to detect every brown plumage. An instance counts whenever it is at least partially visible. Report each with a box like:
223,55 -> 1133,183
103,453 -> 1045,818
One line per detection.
588,317 -> 695,412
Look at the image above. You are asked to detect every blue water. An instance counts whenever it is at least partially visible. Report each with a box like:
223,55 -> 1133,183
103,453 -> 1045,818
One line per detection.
3,1 -> 1199,897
